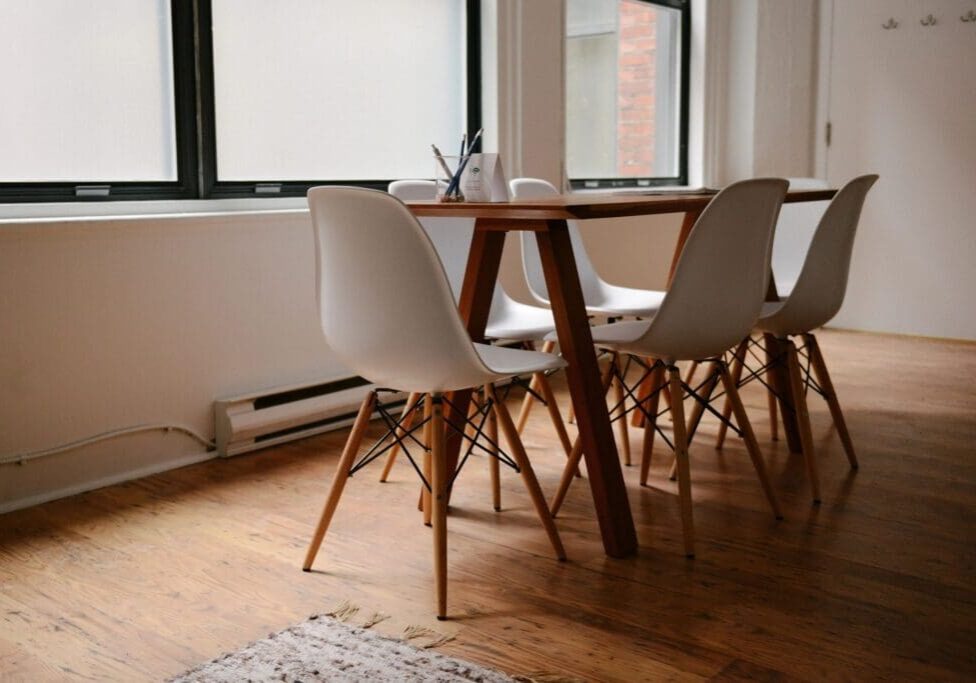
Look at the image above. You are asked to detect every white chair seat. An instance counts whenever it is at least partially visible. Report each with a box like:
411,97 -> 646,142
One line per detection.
545,319 -> 652,352
474,342 -> 566,377
511,177 -> 667,320
585,285 -> 666,318
485,298 -> 556,342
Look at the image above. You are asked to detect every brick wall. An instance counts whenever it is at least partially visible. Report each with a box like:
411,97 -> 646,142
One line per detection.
617,1 -> 657,176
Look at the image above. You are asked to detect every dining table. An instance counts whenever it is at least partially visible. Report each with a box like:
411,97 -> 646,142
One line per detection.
406,188 -> 836,558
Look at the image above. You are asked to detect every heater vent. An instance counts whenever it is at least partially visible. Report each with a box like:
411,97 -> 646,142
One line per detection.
214,376 -> 402,457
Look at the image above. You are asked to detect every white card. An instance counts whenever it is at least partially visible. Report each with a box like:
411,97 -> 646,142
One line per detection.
460,153 -> 510,202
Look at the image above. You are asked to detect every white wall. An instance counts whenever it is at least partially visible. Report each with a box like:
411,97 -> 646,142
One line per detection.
823,0 -> 976,340
0,210 -> 348,511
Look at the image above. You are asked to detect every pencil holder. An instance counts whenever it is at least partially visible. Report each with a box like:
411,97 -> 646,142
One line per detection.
434,155 -> 465,202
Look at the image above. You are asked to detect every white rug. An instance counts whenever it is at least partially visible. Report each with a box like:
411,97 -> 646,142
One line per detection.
171,613 -> 514,683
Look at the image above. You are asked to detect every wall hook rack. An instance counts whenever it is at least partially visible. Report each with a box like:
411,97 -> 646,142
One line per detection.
920,14 -> 937,26
961,10 -> 976,22
882,17 -> 899,29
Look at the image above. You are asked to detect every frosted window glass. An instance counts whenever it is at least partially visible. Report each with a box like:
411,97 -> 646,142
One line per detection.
211,0 -> 466,181
0,0 -> 177,182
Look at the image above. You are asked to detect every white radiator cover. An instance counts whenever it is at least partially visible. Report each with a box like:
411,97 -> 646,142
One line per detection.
215,377 -> 400,458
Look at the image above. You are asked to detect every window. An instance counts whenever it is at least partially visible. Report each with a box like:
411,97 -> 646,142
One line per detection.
0,0 -> 480,202
565,0 -> 689,188
0,0 -> 198,201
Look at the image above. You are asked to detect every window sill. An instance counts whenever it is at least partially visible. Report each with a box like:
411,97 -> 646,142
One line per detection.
0,196 -> 310,225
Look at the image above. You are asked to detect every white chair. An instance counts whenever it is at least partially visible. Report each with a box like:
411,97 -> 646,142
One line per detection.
548,178 -> 789,557
771,177 -> 832,297
510,177 -> 667,317
716,175 -> 879,504
379,181 -> 574,503
302,186 -> 566,620
510,177 -> 669,466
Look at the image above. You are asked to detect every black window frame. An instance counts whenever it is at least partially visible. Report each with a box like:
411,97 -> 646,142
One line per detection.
0,0 -> 481,204
566,0 -> 690,190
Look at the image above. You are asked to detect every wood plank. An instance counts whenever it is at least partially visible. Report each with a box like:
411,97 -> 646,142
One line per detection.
0,329 -> 973,682
536,220 -> 637,557
406,189 -> 836,221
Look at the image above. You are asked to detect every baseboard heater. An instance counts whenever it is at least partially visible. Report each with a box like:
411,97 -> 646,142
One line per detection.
214,376 -> 405,458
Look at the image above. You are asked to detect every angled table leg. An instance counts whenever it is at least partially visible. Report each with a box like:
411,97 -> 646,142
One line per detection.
763,280 -> 803,453
440,222 -> 507,505
537,220 -> 638,558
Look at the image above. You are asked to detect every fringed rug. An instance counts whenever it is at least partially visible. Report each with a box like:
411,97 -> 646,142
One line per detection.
171,606 -> 514,683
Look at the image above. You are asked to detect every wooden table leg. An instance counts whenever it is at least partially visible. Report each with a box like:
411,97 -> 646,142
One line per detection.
763,278 -> 803,454
764,333 -> 802,453
537,220 -> 637,558
441,224 -> 506,504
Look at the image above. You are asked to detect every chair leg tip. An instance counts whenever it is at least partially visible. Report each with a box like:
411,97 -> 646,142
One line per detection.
302,567 -> 312,572
812,498 -> 822,506
436,615 -> 448,622
685,553 -> 695,559
493,506 -> 501,512
775,515 -> 784,521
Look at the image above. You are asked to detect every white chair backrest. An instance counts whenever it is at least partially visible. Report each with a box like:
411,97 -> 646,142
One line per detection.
771,177 -> 831,294
308,186 -> 489,391
509,178 -> 606,306
388,180 -> 473,301
645,178 -> 789,361
772,174 -> 879,332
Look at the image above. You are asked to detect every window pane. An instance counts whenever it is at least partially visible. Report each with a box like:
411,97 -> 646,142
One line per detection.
211,0 -> 466,181
0,0 -> 177,182
566,0 -> 682,180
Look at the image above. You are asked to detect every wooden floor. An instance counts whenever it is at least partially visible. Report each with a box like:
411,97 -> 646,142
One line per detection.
1,329 -> 974,682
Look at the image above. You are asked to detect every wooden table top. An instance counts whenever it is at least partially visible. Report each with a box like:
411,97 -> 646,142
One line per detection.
406,189 -> 837,221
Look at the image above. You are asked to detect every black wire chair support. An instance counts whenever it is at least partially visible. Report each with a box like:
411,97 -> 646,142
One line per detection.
346,388 -> 522,493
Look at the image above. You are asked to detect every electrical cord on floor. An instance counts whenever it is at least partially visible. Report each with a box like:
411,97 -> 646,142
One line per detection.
0,424 -> 216,467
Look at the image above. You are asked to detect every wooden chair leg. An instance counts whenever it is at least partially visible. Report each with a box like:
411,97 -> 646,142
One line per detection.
685,360 -> 700,387
536,371 -> 574,458
429,394 -> 449,619
667,362 -> 720,480
631,356 -> 657,427
488,384 -> 567,561
303,392 -> 377,571
487,388 -> 501,511
422,397 -> 433,525
767,382 -> 780,441
515,341 -> 541,434
718,365 -> 783,519
550,358 -> 616,516
667,366 -> 696,558
805,333 -> 859,470
785,339 -> 821,504
379,392 -> 421,482
685,361 -> 721,443
716,338 -> 748,449
639,363 -> 666,487
611,366 -> 632,466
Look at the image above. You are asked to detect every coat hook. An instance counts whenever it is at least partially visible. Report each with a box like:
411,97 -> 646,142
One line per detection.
962,10 -> 976,22
920,14 -> 937,26
882,17 -> 899,29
